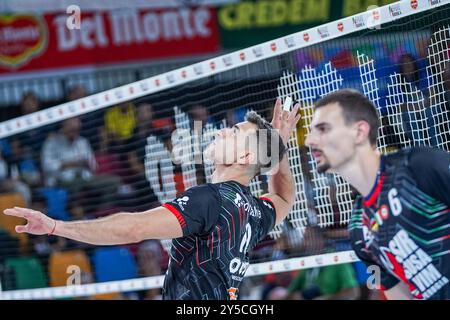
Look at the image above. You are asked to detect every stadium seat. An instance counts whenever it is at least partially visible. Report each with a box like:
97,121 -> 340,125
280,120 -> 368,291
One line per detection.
3,256 -> 47,290
41,188 -> 70,221
92,247 -> 138,282
48,250 -> 92,287
0,193 -> 29,252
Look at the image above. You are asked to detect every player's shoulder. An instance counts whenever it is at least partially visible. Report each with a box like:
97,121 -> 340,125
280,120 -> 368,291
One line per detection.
184,183 -> 220,200
384,146 -> 445,169
189,183 -> 219,193
214,180 -> 249,197
406,146 -> 448,165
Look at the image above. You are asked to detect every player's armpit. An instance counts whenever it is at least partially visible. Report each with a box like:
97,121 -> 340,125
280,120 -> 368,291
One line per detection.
383,282 -> 414,300
260,193 -> 290,225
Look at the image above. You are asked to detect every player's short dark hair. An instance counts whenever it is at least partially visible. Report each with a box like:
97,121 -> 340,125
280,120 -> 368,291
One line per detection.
315,89 -> 380,146
245,111 -> 287,175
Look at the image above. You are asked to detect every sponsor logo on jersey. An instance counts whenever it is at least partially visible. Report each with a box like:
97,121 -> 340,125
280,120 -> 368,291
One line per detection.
245,203 -> 261,219
234,193 -> 245,207
379,230 -> 449,299
229,223 -> 251,281
176,196 -> 189,210
234,193 -> 261,218
229,257 -> 249,281
228,287 -> 238,300
262,200 -> 273,210
363,225 -> 375,247
369,205 -> 390,231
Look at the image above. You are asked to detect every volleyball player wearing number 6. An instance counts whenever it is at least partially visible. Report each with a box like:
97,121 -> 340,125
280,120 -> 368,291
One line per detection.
3,98 -> 300,300
305,89 -> 449,300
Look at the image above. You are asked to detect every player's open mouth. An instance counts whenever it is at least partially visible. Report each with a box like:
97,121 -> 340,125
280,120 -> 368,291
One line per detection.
311,150 -> 323,161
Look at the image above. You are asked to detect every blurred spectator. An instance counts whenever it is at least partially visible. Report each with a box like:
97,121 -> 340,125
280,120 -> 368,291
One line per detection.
15,91 -> 53,159
126,103 -> 154,178
286,227 -> 360,300
102,102 -> 136,150
186,104 -> 212,185
9,137 -> 41,187
136,240 -> 163,300
286,263 -> 360,300
396,54 -> 443,147
67,85 -> 88,101
261,271 -> 297,300
297,226 -> 327,256
135,103 -> 155,135
41,117 -> 96,186
271,233 -> 290,261
269,227 -> 304,261
187,104 -> 212,128
266,286 -> 288,300
20,91 -> 40,115
94,146 -> 122,177
296,107 -> 309,147
41,117 -> 121,212
225,107 -> 248,126
444,62 -> 450,97
107,103 -> 160,211
378,116 -> 403,151
398,53 -> 422,90
400,102 -> 438,147
0,140 -> 32,205
66,85 -> 102,147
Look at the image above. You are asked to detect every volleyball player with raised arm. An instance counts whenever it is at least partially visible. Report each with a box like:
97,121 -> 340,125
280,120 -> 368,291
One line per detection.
3,98 -> 300,300
305,89 -> 450,300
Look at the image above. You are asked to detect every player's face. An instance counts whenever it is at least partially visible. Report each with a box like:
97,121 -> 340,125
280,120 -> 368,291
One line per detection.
305,103 -> 358,174
204,121 -> 258,165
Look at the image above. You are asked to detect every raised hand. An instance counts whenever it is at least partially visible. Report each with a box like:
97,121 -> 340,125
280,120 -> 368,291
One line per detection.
3,207 -> 56,235
271,97 -> 301,145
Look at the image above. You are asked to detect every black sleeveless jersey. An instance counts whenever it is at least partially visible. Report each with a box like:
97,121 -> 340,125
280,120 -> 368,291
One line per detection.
162,181 -> 276,300
349,147 -> 450,299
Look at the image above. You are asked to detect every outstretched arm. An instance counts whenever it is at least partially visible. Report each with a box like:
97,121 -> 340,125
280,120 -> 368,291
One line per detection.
3,206 -> 182,245
262,98 -> 300,225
